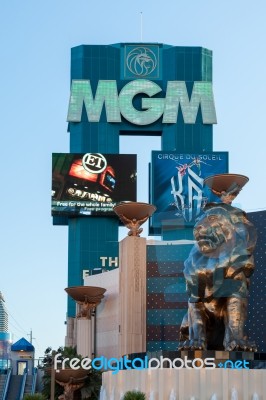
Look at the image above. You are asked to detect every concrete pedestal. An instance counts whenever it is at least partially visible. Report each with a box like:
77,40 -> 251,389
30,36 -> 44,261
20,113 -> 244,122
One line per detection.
118,236 -> 147,357
65,317 -> 75,347
76,318 -> 92,357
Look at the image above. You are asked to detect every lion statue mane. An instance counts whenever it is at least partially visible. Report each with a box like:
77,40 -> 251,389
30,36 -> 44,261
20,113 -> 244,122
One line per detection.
179,202 -> 257,351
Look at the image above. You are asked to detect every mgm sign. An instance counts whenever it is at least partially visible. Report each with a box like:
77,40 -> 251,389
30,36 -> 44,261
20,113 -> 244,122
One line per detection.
67,79 -> 217,126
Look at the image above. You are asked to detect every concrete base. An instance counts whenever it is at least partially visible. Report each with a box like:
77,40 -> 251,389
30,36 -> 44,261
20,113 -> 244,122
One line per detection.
76,318 -> 92,357
65,317 -> 75,347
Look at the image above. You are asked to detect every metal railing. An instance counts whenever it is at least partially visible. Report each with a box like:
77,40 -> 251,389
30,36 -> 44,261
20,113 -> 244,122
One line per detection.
18,370 -> 27,400
1,368 -> 12,400
31,368 -> 38,394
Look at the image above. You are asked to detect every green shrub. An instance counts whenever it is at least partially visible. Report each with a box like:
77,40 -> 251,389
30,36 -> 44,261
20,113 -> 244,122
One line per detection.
24,394 -> 46,400
123,390 -> 146,400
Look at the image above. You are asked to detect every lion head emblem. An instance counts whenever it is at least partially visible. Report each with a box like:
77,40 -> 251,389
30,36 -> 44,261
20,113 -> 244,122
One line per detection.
126,47 -> 157,76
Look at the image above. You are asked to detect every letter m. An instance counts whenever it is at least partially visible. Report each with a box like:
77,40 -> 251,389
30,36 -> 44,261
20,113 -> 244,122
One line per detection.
67,80 -> 121,122
163,81 -> 217,124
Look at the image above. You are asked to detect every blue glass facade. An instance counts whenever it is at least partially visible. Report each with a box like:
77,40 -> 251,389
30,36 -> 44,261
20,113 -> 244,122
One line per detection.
246,210 -> 266,352
146,244 -> 191,351
0,332 -> 11,370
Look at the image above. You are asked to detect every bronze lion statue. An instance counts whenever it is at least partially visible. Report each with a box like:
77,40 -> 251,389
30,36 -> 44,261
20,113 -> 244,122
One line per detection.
179,202 -> 257,351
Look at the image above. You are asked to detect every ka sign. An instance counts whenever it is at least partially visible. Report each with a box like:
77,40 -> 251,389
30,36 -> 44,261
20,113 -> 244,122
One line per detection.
67,79 -> 217,126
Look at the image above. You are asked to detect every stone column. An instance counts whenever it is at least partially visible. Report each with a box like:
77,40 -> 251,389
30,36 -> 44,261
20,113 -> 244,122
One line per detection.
65,317 -> 75,347
76,318 -> 92,357
118,236 -> 147,357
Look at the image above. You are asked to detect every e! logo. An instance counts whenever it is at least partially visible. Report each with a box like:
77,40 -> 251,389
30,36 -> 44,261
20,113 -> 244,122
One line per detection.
82,153 -> 107,174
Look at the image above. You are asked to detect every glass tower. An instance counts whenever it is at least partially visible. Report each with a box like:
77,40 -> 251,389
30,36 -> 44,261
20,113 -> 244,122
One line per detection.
0,292 -> 8,332
61,43 -> 214,317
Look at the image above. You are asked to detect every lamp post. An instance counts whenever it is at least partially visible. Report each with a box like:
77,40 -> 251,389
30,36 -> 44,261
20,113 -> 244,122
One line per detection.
50,351 -> 56,400
65,286 -> 106,357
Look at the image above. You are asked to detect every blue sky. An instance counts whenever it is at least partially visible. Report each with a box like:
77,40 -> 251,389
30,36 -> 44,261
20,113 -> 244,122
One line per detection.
1,0 -> 266,359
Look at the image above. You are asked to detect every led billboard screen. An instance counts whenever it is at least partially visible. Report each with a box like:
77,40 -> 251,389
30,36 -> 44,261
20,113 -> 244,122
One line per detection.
150,151 -> 228,231
52,153 -> 136,217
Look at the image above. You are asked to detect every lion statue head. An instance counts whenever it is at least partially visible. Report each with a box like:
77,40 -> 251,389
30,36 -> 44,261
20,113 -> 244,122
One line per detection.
184,203 -> 257,302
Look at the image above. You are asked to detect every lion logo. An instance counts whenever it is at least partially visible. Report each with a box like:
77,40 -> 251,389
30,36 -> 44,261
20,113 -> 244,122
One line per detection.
179,203 -> 257,351
126,47 -> 157,77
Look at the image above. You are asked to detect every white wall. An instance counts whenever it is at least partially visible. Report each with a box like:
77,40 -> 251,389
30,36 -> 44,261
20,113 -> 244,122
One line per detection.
84,269 -> 119,359
102,369 -> 266,400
